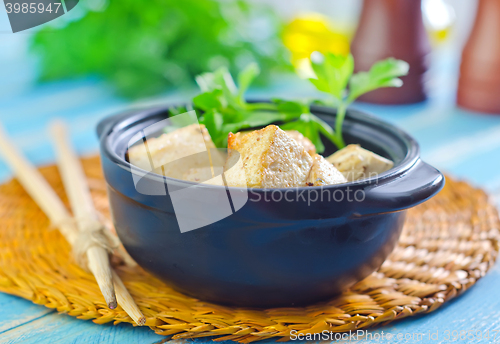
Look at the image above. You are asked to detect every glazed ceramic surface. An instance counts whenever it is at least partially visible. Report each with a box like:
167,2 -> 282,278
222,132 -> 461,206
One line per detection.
97,105 -> 444,307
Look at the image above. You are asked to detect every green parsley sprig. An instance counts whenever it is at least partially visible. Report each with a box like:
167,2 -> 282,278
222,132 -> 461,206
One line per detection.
308,52 -> 410,148
188,53 -> 409,152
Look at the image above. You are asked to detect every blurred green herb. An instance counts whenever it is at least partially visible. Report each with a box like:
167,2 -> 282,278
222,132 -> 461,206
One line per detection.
308,52 -> 409,148
30,0 -> 289,98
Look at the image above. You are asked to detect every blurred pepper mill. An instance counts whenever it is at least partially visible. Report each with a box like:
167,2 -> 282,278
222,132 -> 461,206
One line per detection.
351,0 -> 431,104
457,0 -> 500,114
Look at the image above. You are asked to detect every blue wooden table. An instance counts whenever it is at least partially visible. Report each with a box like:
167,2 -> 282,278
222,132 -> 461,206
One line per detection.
2,29 -> 500,344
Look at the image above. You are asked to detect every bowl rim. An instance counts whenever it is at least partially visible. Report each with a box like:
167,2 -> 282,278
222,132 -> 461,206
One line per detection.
98,102 -> 421,192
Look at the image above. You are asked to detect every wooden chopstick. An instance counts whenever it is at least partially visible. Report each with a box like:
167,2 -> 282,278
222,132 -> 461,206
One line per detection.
50,121 -> 117,310
0,125 -> 78,246
0,124 -> 118,305
0,123 -> 145,325
50,121 -> 146,326
112,270 -> 146,325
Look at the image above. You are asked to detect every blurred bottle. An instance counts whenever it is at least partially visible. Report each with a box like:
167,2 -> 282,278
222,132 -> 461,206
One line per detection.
351,0 -> 431,104
283,14 -> 350,78
457,0 -> 500,114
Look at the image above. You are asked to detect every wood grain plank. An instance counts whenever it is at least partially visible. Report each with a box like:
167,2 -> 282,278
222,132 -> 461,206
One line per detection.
0,294 -> 54,334
348,262 -> 500,344
0,311 -> 162,344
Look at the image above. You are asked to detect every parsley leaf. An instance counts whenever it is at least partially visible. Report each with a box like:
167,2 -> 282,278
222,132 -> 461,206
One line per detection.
237,63 -> 260,104
194,65 -> 295,148
348,58 -> 409,101
309,52 -> 354,100
308,53 -> 409,148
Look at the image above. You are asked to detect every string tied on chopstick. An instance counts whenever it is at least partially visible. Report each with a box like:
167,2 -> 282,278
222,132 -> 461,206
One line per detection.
49,215 -> 137,269
73,219 -> 120,270
51,217 -> 120,271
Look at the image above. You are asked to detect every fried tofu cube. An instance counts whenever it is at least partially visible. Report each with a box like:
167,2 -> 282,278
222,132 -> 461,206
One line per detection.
224,125 -> 313,188
326,144 -> 394,181
227,131 -> 244,148
128,124 -> 223,179
223,135 -> 248,188
306,154 -> 347,186
232,130 -> 316,156
285,130 -> 316,156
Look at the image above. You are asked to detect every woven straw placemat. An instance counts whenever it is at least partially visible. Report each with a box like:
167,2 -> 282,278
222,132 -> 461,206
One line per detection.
0,156 -> 499,342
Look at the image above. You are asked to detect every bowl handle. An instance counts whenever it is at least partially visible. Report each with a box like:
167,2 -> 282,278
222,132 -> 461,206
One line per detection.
357,159 -> 445,216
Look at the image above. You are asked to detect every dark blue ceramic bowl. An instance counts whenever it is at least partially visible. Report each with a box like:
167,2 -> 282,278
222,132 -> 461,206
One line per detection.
97,104 -> 444,308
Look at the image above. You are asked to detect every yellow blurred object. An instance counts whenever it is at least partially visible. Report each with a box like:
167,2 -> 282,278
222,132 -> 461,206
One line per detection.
283,14 -> 350,75
430,28 -> 451,44
422,0 -> 455,45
